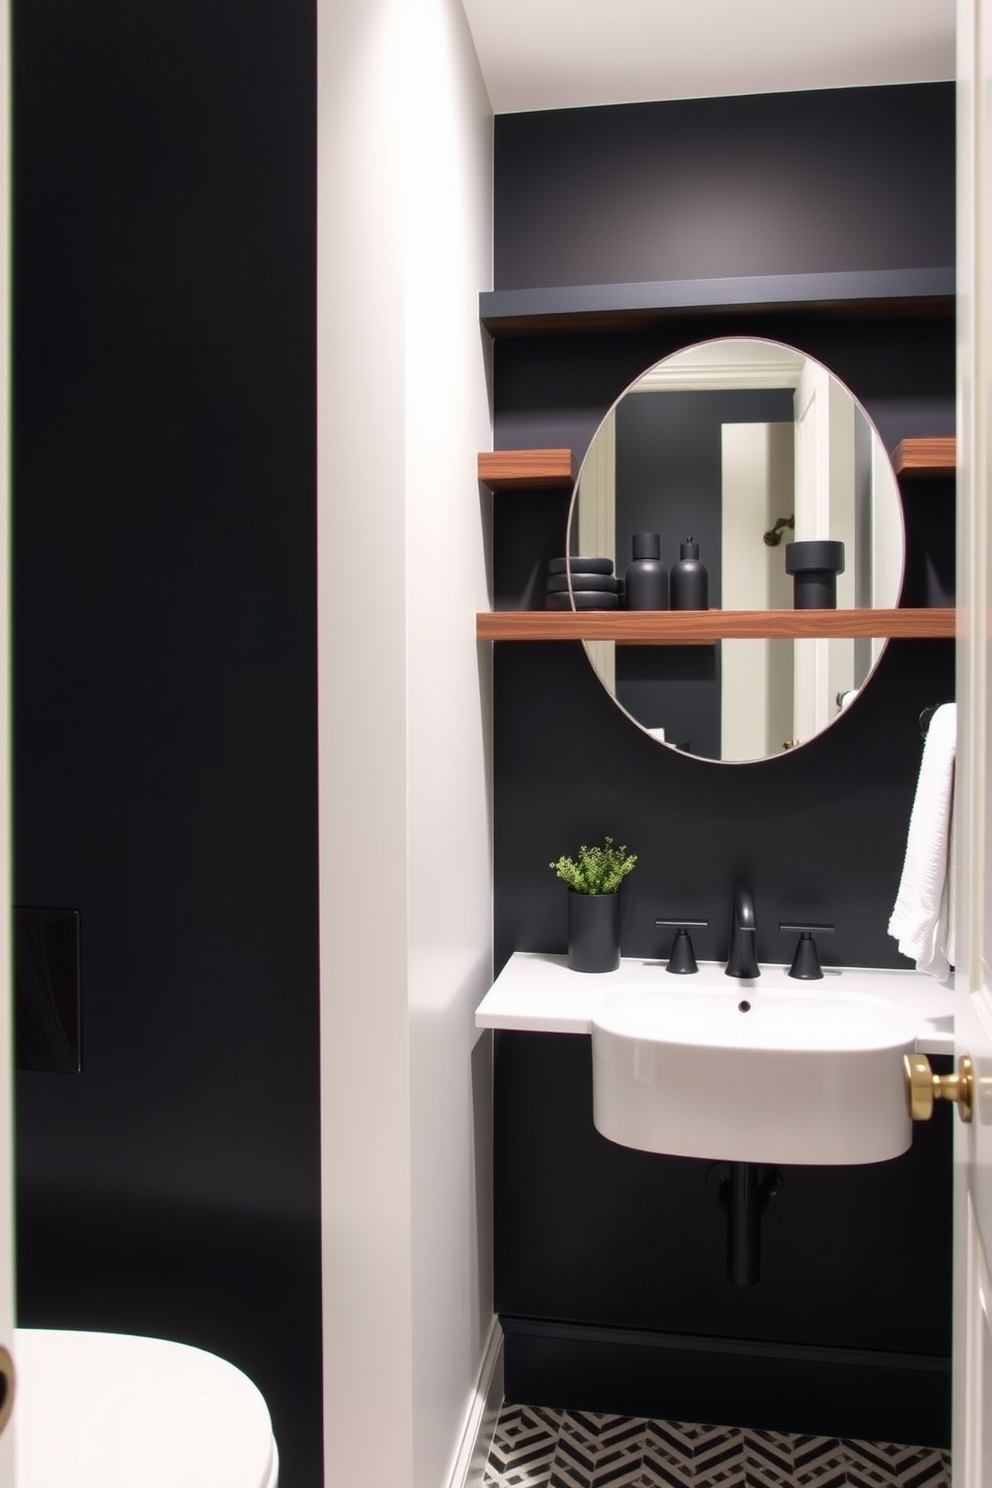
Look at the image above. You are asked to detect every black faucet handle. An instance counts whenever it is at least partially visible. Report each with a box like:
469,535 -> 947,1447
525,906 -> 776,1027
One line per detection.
668,927 -> 701,974
655,919 -> 708,976
779,923 -> 836,980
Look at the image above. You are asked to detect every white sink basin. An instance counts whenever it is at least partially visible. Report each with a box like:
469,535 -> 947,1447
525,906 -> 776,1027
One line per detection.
591,979 -> 920,1165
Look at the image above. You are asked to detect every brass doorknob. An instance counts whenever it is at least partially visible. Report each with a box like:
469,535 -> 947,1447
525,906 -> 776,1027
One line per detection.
904,1052 -> 974,1123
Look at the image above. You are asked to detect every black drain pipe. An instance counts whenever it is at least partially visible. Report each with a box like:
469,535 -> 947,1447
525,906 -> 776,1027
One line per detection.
710,1162 -> 783,1286
727,1162 -> 762,1287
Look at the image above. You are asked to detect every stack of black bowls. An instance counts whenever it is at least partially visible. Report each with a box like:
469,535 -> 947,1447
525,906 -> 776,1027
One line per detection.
545,556 -> 620,610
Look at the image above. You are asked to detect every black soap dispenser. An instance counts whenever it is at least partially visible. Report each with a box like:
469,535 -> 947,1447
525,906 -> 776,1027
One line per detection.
670,537 -> 709,611
625,533 -> 668,610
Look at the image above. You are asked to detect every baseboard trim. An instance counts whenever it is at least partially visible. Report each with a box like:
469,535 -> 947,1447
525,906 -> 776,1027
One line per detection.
446,1316 -> 505,1488
500,1316 -> 950,1448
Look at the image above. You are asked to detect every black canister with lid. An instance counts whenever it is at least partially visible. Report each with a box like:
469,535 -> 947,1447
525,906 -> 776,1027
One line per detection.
784,540 -> 846,609
670,537 -> 709,611
625,533 -> 668,610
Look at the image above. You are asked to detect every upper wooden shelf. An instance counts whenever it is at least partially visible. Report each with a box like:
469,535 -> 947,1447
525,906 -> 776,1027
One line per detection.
892,436 -> 956,476
479,449 -> 577,489
479,267 -> 955,338
482,439 -> 957,493
476,609 -> 955,643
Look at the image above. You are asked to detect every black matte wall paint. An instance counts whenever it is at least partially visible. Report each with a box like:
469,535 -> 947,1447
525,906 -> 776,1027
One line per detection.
494,84 -> 955,290
492,86 -> 956,1443
12,2 -> 322,1485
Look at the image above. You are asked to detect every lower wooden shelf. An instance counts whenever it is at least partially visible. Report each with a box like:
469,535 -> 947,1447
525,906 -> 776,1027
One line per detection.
476,609 -> 955,642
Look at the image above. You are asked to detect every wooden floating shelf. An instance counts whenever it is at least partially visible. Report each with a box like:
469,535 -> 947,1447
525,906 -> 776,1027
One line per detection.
480,439 -> 956,492
478,449 -> 577,489
892,436 -> 956,476
476,609 -> 956,643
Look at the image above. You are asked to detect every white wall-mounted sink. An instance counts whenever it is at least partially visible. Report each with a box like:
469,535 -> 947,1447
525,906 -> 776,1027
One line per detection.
591,978 -> 920,1165
475,952 -> 954,1166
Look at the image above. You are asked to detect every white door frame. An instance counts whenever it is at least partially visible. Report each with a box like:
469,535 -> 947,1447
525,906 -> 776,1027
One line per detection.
0,0 -> 16,1478
953,1 -> 992,1483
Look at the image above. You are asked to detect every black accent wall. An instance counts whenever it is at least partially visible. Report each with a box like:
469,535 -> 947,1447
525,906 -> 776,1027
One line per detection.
12,2 -> 322,1485
494,85 -> 955,289
492,84 -> 956,1445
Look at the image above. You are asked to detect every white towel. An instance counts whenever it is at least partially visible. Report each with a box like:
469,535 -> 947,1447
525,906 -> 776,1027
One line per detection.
888,702 -> 956,980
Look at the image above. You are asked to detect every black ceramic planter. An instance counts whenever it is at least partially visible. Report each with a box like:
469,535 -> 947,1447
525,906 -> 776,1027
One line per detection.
567,891 -> 621,973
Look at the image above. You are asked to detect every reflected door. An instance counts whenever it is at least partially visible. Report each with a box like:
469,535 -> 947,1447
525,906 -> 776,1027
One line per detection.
793,356 -> 856,743
720,421 -> 793,758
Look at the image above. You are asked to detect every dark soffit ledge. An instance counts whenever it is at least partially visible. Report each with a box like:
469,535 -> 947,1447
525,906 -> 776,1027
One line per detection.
479,266 -> 955,336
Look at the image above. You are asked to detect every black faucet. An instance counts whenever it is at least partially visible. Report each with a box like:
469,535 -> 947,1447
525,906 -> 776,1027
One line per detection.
726,889 -> 760,979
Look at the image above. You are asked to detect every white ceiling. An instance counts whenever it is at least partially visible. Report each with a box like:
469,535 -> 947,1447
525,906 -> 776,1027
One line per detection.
459,0 -> 956,115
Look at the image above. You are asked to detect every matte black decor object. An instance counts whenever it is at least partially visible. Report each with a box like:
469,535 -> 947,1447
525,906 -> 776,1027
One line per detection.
784,540 -> 846,609
545,572 -> 618,594
547,556 -> 614,576
546,591 -> 620,610
567,891 -> 621,973
670,537 -> 709,611
624,532 -> 668,610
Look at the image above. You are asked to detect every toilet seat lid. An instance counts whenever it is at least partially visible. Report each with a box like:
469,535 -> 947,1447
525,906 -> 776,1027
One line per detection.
13,1329 -> 278,1488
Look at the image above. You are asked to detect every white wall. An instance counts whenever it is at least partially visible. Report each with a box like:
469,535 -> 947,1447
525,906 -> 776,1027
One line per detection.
317,0 -> 494,1484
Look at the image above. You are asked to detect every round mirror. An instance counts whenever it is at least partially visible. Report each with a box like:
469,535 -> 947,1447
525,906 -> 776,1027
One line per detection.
566,337 -> 905,763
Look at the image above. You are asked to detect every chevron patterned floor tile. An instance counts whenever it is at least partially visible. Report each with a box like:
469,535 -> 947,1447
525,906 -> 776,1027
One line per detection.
554,1411 -> 648,1488
482,1407 -> 951,1488
840,1439 -> 950,1488
484,1404 -> 563,1487
643,1420 -> 745,1488
743,1428 -> 799,1488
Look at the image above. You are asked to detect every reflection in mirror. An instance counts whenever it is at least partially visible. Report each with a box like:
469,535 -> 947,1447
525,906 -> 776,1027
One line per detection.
566,338 -> 905,764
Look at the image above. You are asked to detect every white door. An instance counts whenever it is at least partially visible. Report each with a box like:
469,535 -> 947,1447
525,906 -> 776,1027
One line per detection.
953,2 -> 992,1483
0,0 -> 16,1480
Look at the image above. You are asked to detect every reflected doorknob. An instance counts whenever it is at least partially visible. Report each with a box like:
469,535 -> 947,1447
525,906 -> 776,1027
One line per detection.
0,1345 -> 14,1438
904,1052 -> 974,1123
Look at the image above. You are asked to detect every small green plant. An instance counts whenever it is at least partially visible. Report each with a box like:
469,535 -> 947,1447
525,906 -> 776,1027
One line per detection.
549,836 -> 637,895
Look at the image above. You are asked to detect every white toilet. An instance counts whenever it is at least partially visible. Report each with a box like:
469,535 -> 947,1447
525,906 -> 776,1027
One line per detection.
13,1328 -> 279,1488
